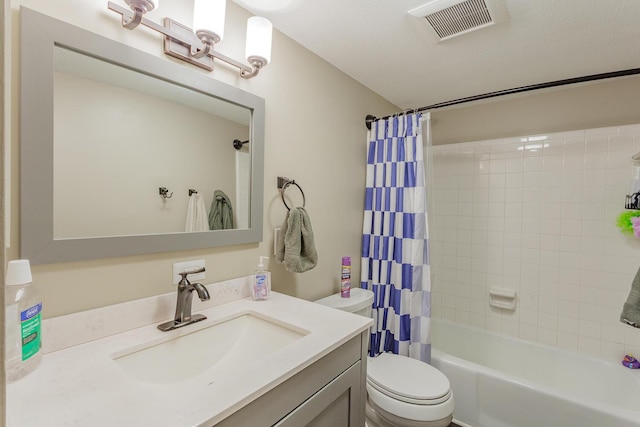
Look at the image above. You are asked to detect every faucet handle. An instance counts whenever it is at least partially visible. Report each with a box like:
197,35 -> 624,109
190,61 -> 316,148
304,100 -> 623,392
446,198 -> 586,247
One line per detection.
178,267 -> 206,284
180,267 -> 205,276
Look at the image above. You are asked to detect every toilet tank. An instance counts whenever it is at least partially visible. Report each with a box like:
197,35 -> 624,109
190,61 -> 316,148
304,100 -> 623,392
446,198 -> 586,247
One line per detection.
315,288 -> 374,318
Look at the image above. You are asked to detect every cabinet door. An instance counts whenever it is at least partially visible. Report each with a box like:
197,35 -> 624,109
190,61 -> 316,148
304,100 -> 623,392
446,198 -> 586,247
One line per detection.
275,362 -> 362,427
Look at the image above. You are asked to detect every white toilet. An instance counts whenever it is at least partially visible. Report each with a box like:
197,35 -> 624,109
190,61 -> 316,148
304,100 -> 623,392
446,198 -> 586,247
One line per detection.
316,288 -> 454,427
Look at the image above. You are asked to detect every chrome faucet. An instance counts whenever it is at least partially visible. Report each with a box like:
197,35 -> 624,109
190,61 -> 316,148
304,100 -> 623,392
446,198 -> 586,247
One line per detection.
158,267 -> 211,331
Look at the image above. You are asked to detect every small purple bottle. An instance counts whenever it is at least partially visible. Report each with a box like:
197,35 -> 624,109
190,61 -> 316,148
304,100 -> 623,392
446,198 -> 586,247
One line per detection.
341,256 -> 351,298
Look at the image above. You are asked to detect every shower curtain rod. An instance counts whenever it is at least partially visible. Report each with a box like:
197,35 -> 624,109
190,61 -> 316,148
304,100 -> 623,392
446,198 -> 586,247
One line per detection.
365,67 -> 640,130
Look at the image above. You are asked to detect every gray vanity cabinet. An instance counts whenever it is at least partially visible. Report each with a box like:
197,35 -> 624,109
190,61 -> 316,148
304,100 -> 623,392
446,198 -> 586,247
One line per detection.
215,332 -> 368,427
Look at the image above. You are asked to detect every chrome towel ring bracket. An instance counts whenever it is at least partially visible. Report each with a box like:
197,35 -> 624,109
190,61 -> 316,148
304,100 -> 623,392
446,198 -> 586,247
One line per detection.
277,176 -> 305,211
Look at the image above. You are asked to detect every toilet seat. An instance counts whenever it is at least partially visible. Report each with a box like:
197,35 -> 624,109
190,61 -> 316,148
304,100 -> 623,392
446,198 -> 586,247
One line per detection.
367,353 -> 451,405
367,381 -> 452,406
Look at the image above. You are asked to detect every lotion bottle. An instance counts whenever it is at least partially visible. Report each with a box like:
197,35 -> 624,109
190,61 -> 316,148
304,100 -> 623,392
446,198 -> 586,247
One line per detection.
253,256 -> 270,301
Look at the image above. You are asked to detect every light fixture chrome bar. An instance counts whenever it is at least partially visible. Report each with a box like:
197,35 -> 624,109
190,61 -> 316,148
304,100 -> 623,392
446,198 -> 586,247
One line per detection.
162,18 -> 256,75
108,1 -> 264,78
161,18 -> 213,70
109,2 -> 185,41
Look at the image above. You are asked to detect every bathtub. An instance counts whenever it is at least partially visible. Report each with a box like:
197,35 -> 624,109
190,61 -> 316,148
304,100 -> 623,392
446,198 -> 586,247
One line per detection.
430,319 -> 640,427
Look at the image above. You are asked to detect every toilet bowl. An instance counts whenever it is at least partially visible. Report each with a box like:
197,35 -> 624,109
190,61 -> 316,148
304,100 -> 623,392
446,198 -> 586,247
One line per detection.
315,288 -> 454,427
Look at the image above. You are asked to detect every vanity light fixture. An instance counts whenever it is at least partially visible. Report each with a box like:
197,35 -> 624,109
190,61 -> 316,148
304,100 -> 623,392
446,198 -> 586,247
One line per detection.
108,0 -> 272,78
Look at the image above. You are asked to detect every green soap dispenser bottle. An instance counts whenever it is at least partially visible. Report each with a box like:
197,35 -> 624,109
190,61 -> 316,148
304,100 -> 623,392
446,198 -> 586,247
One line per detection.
253,256 -> 270,301
5,259 -> 43,382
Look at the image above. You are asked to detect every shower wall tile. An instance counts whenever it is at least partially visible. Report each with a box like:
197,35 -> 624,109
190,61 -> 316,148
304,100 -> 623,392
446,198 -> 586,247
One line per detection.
430,123 -> 640,364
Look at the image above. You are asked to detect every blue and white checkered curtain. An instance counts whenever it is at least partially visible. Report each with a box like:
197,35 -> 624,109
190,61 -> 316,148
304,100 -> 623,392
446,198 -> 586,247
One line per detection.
361,112 -> 432,363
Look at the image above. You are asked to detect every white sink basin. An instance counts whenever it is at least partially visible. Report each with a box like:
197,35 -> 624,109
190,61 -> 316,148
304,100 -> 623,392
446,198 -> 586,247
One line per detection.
112,311 -> 307,384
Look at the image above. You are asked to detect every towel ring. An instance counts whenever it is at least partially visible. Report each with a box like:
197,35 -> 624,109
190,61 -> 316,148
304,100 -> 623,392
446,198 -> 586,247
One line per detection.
280,180 -> 305,211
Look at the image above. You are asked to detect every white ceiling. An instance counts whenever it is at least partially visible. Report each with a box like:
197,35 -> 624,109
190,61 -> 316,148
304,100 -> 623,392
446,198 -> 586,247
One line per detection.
234,0 -> 640,110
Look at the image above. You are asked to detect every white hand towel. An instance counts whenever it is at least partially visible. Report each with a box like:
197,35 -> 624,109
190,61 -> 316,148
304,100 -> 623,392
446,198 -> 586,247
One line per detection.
185,194 -> 209,232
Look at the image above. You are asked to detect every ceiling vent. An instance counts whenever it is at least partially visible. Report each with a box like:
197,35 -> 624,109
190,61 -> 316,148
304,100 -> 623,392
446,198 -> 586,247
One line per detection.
409,0 -> 508,42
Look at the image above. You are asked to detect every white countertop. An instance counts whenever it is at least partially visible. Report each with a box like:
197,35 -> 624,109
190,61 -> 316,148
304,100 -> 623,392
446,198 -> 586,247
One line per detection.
7,291 -> 372,427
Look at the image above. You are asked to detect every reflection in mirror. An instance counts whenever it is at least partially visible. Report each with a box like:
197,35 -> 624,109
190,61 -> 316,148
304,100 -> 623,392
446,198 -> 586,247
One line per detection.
53,47 -> 251,238
20,7 -> 264,264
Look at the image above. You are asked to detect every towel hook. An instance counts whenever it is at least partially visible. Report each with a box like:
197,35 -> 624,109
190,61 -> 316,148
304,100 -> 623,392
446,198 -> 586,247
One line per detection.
277,176 -> 305,211
159,187 -> 173,199
189,189 -> 198,196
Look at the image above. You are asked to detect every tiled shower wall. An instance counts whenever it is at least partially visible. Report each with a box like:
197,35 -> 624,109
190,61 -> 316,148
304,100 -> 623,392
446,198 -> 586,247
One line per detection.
430,124 -> 640,362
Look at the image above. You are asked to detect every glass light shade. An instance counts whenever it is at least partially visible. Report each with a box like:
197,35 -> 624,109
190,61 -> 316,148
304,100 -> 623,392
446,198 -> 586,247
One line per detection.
193,0 -> 226,41
245,16 -> 272,65
6,260 -> 33,286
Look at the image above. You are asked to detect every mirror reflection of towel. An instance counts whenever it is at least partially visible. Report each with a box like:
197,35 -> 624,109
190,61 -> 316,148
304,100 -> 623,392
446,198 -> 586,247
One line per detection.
209,190 -> 234,230
276,207 -> 318,273
185,194 -> 209,232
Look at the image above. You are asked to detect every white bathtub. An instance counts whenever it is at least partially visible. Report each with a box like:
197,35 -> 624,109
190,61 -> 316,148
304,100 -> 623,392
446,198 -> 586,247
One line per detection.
430,319 -> 640,427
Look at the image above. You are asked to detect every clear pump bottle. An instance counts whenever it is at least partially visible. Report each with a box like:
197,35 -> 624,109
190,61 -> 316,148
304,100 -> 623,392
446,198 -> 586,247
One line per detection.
253,256 -> 270,301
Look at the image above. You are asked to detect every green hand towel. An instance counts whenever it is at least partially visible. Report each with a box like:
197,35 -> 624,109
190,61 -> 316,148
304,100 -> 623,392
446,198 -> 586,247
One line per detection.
209,190 -> 234,230
276,207 -> 318,273
620,266 -> 640,328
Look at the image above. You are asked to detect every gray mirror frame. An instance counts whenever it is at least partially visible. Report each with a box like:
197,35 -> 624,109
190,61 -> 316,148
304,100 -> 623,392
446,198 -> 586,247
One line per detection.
20,7 -> 265,264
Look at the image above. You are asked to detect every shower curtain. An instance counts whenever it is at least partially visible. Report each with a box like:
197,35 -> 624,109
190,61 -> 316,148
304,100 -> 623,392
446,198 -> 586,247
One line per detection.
361,112 -> 432,363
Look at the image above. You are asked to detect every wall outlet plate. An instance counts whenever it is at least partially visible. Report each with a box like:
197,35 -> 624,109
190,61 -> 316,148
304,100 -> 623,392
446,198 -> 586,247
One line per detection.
172,259 -> 206,285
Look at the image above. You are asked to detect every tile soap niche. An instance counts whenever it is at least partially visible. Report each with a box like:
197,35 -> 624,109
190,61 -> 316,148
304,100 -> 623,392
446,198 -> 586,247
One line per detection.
489,287 -> 517,310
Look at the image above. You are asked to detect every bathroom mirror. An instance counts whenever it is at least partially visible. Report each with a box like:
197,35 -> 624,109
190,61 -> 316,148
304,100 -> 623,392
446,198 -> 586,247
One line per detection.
20,8 -> 265,264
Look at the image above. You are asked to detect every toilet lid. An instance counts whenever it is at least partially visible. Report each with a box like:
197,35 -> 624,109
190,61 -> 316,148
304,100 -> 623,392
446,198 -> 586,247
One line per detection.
367,353 -> 450,404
